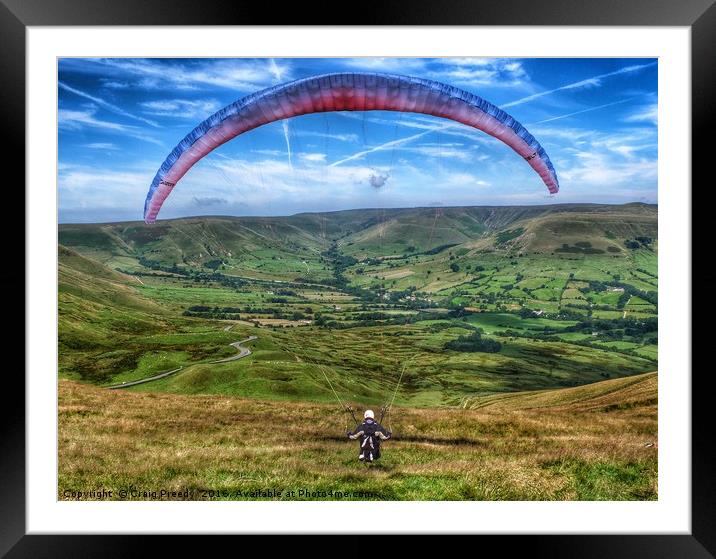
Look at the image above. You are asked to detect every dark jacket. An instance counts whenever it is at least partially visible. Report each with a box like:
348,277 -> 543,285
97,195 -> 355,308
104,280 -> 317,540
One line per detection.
348,418 -> 391,461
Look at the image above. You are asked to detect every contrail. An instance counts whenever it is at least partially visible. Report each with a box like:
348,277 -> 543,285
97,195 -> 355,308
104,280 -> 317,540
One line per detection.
268,59 -> 293,170
281,121 -> 293,169
500,61 -> 657,109
58,81 -> 159,127
530,98 -> 634,125
329,124 -> 454,167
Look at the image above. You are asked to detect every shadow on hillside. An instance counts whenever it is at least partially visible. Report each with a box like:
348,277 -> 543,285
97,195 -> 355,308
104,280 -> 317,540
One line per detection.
317,434 -> 486,447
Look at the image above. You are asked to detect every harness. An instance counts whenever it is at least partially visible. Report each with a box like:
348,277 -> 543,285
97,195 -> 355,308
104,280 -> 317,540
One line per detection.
353,419 -> 383,462
314,358 -> 414,450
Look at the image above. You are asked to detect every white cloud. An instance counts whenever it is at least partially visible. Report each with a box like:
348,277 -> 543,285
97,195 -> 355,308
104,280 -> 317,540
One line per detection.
59,166 -> 149,202
249,149 -> 285,157
147,155 -> 405,216
529,120 -> 657,196
140,98 -> 222,119
444,172 -> 490,187
172,152 -> 504,215
342,57 -> 529,89
624,103 -> 658,126
96,58 -> 291,91
300,153 -> 327,163
426,58 -> 528,88
589,129 -> 656,158
59,81 -> 159,127
82,142 -> 119,150
101,80 -> 131,89
59,108 -> 130,132
559,149 -> 657,187
342,58 -> 428,73
58,107 -> 164,146
297,130 -> 360,143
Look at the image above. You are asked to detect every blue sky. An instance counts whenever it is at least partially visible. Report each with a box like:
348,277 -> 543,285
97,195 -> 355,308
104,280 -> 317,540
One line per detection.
58,57 -> 657,223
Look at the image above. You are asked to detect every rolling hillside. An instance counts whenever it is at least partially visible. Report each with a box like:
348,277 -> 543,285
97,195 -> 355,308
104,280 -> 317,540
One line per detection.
58,203 -> 657,276
58,372 -> 657,501
464,371 -> 657,412
59,245 -> 171,346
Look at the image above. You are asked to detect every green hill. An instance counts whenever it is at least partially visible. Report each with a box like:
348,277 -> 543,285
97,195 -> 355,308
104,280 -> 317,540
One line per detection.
58,203 -> 657,276
59,245 -> 181,382
464,371 -> 657,412
59,245 -> 161,310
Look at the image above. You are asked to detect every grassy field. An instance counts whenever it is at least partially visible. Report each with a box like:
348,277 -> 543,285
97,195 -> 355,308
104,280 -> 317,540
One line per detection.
58,372 -> 657,501
57,204 -> 658,500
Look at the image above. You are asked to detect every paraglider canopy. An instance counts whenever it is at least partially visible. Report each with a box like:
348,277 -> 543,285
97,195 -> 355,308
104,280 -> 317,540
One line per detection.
143,72 -> 559,223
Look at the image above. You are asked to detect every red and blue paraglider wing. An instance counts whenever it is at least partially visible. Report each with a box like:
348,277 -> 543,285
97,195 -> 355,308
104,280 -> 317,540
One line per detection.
144,72 -> 559,223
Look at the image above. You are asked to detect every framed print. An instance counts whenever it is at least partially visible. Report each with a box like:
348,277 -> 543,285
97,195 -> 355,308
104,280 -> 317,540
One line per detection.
7,0 -> 714,554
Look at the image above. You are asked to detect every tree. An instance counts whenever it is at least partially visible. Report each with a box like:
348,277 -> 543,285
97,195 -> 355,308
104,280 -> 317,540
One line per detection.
445,331 -> 502,353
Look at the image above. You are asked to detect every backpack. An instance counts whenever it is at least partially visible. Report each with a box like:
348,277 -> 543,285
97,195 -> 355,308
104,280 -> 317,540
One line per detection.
356,420 -> 382,461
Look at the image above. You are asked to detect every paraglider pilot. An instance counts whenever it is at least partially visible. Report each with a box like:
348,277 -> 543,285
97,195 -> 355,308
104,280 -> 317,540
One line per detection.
347,409 -> 391,462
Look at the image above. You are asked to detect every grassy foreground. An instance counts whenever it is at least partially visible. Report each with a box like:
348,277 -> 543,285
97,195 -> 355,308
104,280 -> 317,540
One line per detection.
59,372 -> 657,501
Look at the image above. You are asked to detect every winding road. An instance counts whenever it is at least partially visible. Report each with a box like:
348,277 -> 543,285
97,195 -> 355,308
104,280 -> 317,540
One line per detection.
210,336 -> 258,363
107,335 -> 257,390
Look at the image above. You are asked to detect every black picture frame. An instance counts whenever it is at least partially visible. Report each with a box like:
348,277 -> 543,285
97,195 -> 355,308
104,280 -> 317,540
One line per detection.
5,0 -> 713,554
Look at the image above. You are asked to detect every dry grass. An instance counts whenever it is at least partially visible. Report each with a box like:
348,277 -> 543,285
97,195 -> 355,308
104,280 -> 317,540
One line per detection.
465,372 -> 657,412
58,374 -> 657,501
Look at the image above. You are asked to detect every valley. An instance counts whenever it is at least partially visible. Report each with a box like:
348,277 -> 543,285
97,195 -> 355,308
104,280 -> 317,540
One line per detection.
59,203 -> 657,405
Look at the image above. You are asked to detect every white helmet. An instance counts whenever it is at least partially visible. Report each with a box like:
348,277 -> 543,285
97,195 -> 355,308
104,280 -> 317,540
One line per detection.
364,409 -> 375,420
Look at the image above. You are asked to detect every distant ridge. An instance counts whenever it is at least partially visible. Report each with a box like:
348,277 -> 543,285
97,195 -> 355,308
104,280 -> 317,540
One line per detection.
59,203 -> 657,272
61,202 -> 657,227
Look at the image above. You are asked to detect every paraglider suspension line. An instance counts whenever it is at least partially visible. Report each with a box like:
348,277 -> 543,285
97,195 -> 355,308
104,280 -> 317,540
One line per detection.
383,358 -> 410,432
318,364 -> 357,428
